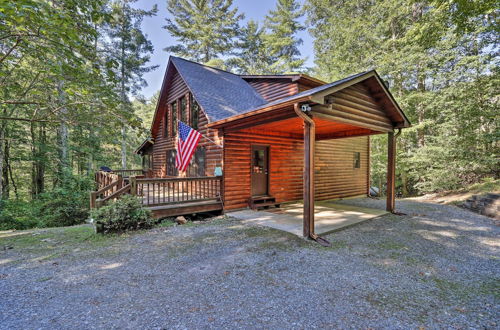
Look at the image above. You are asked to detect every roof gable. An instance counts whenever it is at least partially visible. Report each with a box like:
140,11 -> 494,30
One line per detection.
170,57 -> 266,121
208,70 -> 410,129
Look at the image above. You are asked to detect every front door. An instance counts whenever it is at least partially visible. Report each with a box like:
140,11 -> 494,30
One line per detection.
251,145 -> 269,196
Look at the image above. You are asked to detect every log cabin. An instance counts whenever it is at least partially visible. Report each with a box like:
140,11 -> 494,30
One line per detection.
93,56 -> 410,239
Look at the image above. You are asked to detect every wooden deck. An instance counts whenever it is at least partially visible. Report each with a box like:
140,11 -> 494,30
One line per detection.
91,171 -> 223,218
147,200 -> 223,218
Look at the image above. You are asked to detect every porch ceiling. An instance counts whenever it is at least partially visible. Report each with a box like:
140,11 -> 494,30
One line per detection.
238,115 -> 379,140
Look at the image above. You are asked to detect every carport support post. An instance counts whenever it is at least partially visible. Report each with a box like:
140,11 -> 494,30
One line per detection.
386,132 -> 396,212
303,120 -> 315,237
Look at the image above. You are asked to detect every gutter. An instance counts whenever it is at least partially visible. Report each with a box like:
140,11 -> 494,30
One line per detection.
395,128 -> 402,138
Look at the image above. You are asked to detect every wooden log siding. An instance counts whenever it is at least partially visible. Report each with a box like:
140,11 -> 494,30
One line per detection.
245,78 -> 323,103
297,82 -> 316,93
151,67 -> 223,178
245,79 -> 298,102
312,85 -> 395,133
223,130 -> 369,210
314,137 -> 369,200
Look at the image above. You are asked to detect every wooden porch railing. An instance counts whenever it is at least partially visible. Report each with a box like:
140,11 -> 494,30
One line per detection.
111,169 -> 145,177
95,171 -> 121,192
91,172 -> 223,209
132,176 -> 223,206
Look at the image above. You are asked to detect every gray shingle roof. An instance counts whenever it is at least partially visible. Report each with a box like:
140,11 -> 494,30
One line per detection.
171,57 -> 266,121
238,70 -> 374,114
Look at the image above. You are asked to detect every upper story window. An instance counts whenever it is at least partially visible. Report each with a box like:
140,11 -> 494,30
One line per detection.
164,107 -> 168,137
166,93 -> 200,138
171,101 -> 177,136
190,94 -> 199,130
180,96 -> 187,123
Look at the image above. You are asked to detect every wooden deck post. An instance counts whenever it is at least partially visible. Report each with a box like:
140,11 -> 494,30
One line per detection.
386,132 -> 396,212
303,120 -> 315,237
90,191 -> 97,209
130,176 -> 137,196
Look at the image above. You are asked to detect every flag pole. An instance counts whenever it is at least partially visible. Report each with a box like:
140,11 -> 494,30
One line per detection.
178,120 -> 223,148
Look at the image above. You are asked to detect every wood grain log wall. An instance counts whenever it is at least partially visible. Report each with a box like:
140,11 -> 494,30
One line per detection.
223,131 -> 369,210
151,68 -> 222,178
313,84 -> 394,133
315,136 -> 369,200
245,79 -> 298,102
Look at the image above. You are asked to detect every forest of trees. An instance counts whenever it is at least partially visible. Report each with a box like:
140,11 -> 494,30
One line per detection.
0,0 -> 498,229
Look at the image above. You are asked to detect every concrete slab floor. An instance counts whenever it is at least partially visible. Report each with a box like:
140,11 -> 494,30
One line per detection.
228,200 -> 388,237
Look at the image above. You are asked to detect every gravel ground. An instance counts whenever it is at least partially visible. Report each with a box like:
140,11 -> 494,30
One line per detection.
1,198 -> 499,329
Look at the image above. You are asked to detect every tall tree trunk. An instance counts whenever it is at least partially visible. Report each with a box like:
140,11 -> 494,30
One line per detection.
2,134 -> 9,199
0,121 -> 5,200
57,81 -> 70,182
401,170 -> 409,197
121,125 -> 127,169
31,121 -> 38,198
7,143 -> 17,199
417,71 -> 426,148
120,20 -> 127,170
37,123 -> 46,194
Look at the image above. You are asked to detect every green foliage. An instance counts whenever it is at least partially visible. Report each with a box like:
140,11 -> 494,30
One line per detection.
0,0 -> 155,209
307,0 -> 499,195
0,175 -> 92,230
262,0 -> 305,73
106,0 -> 158,97
164,0 -> 244,62
91,195 -> 153,234
227,20 -> 272,74
104,0 -> 158,169
0,199 -> 39,230
36,175 -> 93,227
165,0 -> 306,74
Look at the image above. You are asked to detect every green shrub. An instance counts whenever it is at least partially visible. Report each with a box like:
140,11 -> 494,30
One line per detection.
37,175 -> 93,227
0,199 -> 40,230
90,195 -> 153,234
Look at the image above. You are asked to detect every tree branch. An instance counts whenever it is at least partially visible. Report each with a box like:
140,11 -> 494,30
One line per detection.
1,101 -> 41,105
0,37 -> 22,64
0,116 -> 60,123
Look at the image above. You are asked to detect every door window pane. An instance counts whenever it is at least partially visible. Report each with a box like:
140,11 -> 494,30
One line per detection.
253,150 -> 264,173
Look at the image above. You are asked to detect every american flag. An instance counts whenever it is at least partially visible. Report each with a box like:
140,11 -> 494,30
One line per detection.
176,121 -> 202,172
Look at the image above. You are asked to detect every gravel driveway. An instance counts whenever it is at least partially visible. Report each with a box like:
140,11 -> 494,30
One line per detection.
1,199 -> 498,329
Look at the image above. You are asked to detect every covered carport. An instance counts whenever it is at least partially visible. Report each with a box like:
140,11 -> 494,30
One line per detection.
209,70 -> 411,242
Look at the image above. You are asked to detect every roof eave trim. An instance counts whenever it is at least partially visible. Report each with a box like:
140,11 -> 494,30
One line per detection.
372,71 -> 411,128
135,138 -> 154,154
149,58 -> 174,135
207,96 -> 311,129
309,70 -> 410,128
